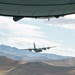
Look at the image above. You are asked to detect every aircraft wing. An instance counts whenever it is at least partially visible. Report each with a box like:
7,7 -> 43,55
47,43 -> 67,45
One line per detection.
0,0 -> 75,21
21,49 -> 33,51
39,46 -> 56,50
21,46 -> 56,50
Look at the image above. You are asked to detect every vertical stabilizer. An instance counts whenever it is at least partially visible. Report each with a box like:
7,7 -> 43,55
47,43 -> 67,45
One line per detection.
34,43 -> 36,49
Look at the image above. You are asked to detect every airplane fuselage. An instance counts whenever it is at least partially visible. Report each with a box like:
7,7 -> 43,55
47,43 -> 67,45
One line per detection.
33,48 -> 42,52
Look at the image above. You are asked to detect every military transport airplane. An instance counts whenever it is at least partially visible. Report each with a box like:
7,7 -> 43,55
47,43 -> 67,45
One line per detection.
0,0 -> 75,21
21,43 -> 56,52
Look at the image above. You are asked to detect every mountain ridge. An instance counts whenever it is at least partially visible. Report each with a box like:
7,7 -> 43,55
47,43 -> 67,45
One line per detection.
0,44 -> 73,62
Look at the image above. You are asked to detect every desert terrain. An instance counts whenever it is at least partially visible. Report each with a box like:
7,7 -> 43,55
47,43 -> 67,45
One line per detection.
0,56 -> 75,75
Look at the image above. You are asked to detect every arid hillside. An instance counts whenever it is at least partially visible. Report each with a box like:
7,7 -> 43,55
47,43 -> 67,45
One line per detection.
0,56 -> 20,71
6,62 -> 75,75
0,56 -> 75,75
44,58 -> 75,67
0,56 -> 21,75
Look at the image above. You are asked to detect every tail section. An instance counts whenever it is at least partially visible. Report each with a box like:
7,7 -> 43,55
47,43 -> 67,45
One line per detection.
34,43 -> 36,49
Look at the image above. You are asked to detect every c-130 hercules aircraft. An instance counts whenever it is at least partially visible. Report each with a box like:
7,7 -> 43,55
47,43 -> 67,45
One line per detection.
21,43 -> 56,52
0,0 -> 75,21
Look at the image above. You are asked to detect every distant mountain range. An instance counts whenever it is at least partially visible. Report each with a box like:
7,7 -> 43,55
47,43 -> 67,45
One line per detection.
0,44 -> 73,62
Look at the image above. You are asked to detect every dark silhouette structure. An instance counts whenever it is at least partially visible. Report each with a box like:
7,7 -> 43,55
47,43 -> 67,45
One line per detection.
0,0 -> 75,21
21,43 -> 56,52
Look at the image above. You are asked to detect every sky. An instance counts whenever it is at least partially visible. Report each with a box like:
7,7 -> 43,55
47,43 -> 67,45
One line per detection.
0,14 -> 75,57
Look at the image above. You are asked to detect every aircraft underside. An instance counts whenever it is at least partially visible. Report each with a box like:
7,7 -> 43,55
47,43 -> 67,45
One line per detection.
0,0 -> 75,21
